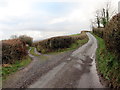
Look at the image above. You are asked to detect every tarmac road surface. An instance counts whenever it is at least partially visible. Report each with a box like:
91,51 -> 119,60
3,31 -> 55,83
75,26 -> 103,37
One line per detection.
29,33 -> 104,88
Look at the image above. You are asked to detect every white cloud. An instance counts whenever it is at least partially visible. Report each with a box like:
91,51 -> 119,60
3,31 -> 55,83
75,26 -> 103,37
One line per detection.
48,17 -> 66,24
0,31 -> 4,39
0,0 -> 119,40
0,0 -> 30,20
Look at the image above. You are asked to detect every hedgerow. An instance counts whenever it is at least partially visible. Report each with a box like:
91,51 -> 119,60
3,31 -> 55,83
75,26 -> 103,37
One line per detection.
92,27 -> 104,38
34,32 -> 87,53
2,39 -> 27,64
104,13 -> 120,57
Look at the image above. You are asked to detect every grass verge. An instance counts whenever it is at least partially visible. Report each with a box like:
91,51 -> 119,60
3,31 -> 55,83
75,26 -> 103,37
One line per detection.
2,56 -> 31,80
92,33 -> 120,88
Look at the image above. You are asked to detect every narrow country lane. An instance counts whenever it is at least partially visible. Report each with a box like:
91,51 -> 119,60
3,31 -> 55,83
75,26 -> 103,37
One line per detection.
29,33 -> 104,88
3,32 -> 104,88
3,45 -> 73,88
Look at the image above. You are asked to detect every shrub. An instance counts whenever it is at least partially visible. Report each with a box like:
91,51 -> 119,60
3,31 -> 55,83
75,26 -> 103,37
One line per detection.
104,13 -> 120,57
2,39 -> 27,64
19,35 -> 33,46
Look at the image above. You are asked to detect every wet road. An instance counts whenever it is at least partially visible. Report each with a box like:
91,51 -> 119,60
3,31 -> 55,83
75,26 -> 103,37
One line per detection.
29,33 -> 104,88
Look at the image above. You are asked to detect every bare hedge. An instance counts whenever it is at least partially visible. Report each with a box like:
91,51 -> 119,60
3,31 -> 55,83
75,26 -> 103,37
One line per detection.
2,39 -> 27,64
93,13 -> 120,57
104,13 -> 120,56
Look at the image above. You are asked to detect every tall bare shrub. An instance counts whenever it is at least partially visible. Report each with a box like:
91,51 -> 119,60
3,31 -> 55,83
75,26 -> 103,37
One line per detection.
104,13 -> 120,56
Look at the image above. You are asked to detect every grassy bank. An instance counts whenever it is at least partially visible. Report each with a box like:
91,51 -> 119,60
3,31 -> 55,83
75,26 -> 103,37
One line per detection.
2,56 -> 31,80
63,37 -> 88,51
93,33 -> 120,88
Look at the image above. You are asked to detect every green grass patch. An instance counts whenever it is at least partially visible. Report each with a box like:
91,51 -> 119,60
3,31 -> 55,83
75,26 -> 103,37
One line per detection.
92,33 -> 120,87
2,56 -> 31,80
70,33 -> 80,36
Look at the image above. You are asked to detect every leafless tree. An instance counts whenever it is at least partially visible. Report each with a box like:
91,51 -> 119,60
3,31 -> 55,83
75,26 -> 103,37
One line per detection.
94,1 -> 117,28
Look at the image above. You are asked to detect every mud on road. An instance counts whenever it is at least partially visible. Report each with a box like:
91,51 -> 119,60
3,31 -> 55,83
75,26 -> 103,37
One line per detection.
3,33 -> 104,88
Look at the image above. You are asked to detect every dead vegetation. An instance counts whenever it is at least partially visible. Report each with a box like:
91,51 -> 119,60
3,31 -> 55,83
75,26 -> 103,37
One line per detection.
2,39 -> 27,64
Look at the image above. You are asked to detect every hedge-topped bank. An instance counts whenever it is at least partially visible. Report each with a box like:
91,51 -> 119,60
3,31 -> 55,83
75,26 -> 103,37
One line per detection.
2,39 -> 27,64
92,13 -> 120,88
34,32 -> 88,53
93,34 -> 120,88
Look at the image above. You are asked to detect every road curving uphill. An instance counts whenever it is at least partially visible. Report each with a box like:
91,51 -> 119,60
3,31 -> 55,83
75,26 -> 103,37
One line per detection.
29,33 -> 104,88
3,32 -> 104,88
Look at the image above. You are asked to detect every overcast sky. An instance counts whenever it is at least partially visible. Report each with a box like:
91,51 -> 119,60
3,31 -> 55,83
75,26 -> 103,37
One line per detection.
0,0 -> 119,41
